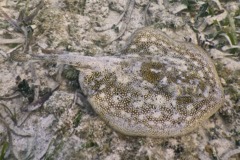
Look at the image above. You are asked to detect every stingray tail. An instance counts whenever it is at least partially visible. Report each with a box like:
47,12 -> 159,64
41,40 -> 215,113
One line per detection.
10,52 -> 61,63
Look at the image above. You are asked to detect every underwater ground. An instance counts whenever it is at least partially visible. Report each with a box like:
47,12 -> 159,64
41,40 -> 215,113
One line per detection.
0,0 -> 240,159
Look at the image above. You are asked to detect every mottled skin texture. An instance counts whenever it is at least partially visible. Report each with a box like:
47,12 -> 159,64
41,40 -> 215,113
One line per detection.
14,26 -> 224,137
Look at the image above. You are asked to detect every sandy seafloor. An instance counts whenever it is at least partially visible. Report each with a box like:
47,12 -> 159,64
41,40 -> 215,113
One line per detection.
0,0 -> 240,159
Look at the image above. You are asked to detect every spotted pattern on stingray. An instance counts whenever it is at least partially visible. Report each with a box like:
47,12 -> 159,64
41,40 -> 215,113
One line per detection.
77,27 -> 224,137
22,26 -> 224,137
